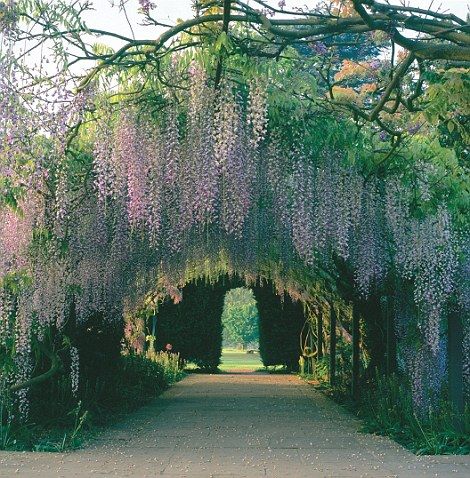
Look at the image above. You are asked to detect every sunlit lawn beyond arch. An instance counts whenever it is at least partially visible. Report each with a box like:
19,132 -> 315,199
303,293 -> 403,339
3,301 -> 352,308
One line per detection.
219,349 -> 264,373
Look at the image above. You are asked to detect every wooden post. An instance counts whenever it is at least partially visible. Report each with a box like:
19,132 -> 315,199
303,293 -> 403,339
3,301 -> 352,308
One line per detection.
385,296 -> 396,375
329,304 -> 337,387
152,315 -> 157,337
448,311 -> 464,431
317,309 -> 323,359
352,303 -> 360,401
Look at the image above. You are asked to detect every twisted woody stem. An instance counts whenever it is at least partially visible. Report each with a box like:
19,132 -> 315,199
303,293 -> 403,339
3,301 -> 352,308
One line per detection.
214,0 -> 232,89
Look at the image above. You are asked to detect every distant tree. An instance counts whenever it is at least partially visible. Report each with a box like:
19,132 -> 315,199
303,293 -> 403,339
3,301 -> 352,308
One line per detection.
222,288 -> 259,348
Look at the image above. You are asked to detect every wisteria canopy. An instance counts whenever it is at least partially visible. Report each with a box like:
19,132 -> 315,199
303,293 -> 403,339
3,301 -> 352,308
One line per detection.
0,0 -> 469,419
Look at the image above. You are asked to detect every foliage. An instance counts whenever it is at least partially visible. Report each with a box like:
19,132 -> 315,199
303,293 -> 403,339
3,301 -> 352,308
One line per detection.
358,374 -> 470,455
423,69 -> 470,151
256,284 -> 305,370
1,49 -> 468,421
222,288 -> 259,348
8,0 -> 469,144
0,352 -> 183,451
0,0 -> 469,437
145,349 -> 185,383
155,281 -> 227,370
299,336 -> 363,387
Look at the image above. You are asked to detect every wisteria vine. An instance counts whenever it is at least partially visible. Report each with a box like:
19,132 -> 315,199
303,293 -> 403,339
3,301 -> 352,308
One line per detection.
0,54 -> 468,419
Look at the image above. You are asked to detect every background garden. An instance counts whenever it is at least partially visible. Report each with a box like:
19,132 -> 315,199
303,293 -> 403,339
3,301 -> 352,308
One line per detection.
0,0 -> 469,457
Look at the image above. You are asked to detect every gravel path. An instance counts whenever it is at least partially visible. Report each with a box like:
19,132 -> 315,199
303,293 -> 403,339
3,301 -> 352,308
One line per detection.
1,373 -> 468,477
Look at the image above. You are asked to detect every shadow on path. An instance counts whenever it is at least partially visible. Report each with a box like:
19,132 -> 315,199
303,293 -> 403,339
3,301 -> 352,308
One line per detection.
1,374 -> 469,477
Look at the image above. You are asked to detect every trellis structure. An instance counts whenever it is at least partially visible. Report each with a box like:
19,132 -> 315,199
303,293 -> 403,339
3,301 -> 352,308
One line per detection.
0,0 -> 468,424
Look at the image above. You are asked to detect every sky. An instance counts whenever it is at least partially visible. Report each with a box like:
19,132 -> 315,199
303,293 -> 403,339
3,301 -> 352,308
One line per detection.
10,0 -> 469,82
82,0 -> 469,49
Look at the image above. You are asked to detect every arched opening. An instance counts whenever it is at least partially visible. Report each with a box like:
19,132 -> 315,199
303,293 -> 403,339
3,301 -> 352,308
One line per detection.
221,287 -> 259,352
123,275 -> 307,373
112,265 -> 397,392
0,0 -> 468,463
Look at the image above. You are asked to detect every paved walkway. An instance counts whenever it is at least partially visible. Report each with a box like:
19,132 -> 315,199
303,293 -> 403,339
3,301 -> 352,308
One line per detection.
0,373 -> 469,477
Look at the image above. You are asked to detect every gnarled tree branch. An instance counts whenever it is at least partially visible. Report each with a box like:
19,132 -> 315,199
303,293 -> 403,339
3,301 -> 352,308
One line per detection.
10,341 -> 63,393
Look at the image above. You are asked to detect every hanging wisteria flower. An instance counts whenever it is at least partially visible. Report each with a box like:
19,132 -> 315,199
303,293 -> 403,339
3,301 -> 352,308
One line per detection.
70,346 -> 79,396
379,130 -> 389,141
138,0 -> 156,15
185,65 -> 219,226
1,52 -> 468,423
311,41 -> 328,55
247,79 -> 268,149
0,0 -> 17,34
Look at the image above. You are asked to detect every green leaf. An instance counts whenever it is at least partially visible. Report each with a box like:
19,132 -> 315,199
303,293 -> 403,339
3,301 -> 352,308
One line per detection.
214,31 -> 231,52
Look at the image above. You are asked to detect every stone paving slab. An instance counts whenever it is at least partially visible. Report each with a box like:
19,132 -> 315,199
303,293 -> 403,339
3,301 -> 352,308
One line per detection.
0,372 -> 469,477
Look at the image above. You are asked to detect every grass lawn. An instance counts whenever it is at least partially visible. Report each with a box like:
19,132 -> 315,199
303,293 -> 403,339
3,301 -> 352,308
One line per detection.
219,350 -> 263,372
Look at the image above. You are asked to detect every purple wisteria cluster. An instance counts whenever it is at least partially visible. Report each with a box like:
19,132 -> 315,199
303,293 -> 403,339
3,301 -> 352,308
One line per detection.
310,41 -> 328,55
0,60 -> 468,419
70,346 -> 79,396
138,0 -> 156,15
93,71 -> 265,240
0,0 -> 17,35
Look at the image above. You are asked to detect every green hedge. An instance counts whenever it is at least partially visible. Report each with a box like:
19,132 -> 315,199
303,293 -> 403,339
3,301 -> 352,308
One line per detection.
155,280 -> 227,369
254,284 -> 305,370
155,278 -> 305,371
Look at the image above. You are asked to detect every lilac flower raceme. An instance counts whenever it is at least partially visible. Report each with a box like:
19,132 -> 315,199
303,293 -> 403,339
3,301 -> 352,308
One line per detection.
0,58 -> 467,420
311,41 -> 328,55
70,347 -> 80,396
138,0 -> 155,15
